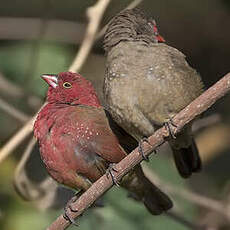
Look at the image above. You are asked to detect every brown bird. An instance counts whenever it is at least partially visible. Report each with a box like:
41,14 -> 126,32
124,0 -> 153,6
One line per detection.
103,8 -> 204,178
34,72 -> 172,219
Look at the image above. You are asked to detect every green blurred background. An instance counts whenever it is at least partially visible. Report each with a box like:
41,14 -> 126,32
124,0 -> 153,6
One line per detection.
0,0 -> 230,229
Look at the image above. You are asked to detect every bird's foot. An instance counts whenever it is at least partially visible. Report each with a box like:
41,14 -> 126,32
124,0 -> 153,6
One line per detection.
63,205 -> 78,226
63,191 -> 83,226
138,137 -> 154,161
106,163 -> 120,186
164,118 -> 177,139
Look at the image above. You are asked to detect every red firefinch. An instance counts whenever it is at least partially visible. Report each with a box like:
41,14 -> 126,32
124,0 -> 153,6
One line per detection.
34,71 -> 172,220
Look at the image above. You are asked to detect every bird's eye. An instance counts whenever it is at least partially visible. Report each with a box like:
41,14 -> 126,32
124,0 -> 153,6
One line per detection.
63,82 -> 72,88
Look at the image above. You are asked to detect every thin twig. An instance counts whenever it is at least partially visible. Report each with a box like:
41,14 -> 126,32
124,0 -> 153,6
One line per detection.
13,137 -> 60,210
47,73 -> 230,230
68,0 -> 111,72
13,138 -> 38,200
96,0 -> 143,40
0,102 -> 47,163
0,97 -> 29,122
166,211 -> 205,230
0,118 -> 35,163
0,72 -> 24,97
0,17 -> 85,43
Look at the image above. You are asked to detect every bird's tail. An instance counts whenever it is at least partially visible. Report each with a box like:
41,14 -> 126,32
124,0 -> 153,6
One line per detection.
121,165 -> 173,215
171,137 -> 202,178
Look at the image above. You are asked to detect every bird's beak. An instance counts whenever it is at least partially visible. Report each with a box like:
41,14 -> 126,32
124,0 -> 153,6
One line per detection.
41,74 -> 58,88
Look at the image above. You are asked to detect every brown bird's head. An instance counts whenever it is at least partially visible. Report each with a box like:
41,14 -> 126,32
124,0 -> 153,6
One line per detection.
104,8 -> 165,52
41,71 -> 101,107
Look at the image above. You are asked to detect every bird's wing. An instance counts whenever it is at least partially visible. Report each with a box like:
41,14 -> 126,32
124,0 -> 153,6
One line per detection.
71,105 -> 127,164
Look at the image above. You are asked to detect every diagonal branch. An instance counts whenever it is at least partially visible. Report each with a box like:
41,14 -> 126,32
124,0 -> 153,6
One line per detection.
96,0 -> 143,40
0,118 -> 34,163
68,0 -> 110,72
0,97 -> 29,122
47,73 -> 230,230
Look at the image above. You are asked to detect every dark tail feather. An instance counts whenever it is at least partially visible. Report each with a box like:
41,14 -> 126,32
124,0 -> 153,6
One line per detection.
172,139 -> 202,178
142,176 -> 173,215
122,166 -> 173,215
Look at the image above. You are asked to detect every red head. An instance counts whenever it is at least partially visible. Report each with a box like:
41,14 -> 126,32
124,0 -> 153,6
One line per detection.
41,72 -> 101,107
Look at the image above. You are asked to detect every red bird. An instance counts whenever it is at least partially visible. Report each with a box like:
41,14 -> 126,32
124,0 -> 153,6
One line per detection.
34,71 -> 172,219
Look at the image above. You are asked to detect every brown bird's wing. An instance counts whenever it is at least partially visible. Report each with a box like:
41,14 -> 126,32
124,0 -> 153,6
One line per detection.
60,105 -> 173,213
70,105 -> 127,163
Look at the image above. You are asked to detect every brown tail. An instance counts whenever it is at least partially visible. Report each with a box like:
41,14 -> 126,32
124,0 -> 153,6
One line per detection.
171,138 -> 202,178
121,165 -> 173,215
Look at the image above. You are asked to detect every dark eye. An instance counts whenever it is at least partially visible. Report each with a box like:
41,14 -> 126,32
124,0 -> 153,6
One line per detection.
63,82 -> 72,88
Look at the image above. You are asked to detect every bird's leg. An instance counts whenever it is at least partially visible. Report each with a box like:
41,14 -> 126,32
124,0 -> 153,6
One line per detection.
63,190 -> 84,226
106,163 -> 120,186
138,137 -> 155,161
164,118 -> 177,139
